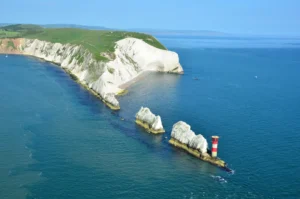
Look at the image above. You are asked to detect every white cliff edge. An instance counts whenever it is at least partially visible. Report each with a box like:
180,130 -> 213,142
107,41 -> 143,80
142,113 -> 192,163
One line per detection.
135,107 -> 165,134
171,121 -> 208,153
14,37 -> 183,109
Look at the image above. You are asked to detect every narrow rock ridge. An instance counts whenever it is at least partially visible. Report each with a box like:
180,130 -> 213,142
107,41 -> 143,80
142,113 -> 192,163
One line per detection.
135,107 -> 165,134
171,121 -> 208,153
0,37 -> 183,110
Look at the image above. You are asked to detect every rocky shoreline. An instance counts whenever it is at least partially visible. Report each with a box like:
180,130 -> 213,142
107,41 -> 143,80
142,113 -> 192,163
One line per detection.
0,37 -> 183,110
62,68 -> 121,110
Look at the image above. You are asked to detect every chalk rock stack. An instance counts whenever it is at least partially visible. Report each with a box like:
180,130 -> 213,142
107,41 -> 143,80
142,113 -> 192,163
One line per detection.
171,121 -> 208,153
135,107 -> 165,134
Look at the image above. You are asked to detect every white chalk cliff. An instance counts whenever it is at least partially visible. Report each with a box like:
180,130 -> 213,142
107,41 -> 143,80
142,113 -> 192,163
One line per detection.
171,121 -> 208,153
7,37 -> 183,109
135,107 -> 164,132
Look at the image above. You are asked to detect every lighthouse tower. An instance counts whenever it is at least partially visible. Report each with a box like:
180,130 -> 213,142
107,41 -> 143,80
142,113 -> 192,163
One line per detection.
211,136 -> 219,158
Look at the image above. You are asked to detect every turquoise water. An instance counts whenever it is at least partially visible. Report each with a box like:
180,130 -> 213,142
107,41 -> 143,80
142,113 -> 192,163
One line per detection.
1,37 -> 300,198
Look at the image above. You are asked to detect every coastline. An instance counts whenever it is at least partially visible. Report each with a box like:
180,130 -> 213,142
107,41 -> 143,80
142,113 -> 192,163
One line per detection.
1,53 -> 179,111
63,68 -> 121,110
119,70 -> 184,90
119,71 -> 151,90
1,53 -> 121,110
1,36 -> 183,111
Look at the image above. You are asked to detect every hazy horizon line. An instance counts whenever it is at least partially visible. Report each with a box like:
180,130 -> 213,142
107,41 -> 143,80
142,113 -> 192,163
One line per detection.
1,23 -> 300,37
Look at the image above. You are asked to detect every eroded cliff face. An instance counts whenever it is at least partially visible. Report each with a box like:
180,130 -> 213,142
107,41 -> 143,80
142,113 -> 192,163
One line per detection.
0,37 -> 183,109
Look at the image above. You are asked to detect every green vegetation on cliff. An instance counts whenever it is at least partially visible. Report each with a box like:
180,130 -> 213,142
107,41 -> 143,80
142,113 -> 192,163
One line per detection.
0,30 -> 20,38
0,24 -> 167,61
6,41 -> 15,49
0,24 -> 43,38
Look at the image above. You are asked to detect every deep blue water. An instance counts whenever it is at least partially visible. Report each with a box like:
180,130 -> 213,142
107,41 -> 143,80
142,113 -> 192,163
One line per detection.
1,36 -> 300,199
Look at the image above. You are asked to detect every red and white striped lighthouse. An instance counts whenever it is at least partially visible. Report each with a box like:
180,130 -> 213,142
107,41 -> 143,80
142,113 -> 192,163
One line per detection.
211,136 -> 219,158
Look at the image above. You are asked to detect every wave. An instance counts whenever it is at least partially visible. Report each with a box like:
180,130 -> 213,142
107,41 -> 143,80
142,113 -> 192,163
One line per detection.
210,175 -> 228,183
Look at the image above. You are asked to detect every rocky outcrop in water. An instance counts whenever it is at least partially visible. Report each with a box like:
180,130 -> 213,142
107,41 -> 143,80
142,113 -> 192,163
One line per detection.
0,38 -> 183,109
135,107 -> 165,134
171,121 -> 208,153
169,121 -> 228,169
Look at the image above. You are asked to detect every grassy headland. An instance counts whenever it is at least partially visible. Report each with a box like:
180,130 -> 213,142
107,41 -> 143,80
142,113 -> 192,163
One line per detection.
0,24 -> 166,61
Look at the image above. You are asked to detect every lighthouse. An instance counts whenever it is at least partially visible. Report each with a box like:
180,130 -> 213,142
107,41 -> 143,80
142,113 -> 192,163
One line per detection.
211,136 -> 219,158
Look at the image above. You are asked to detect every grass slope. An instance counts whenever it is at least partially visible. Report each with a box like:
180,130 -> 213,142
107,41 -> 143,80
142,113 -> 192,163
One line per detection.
0,30 -> 20,38
0,24 -> 167,61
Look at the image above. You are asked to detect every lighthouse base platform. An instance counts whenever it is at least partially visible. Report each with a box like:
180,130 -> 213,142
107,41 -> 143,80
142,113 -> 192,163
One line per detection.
169,138 -> 228,169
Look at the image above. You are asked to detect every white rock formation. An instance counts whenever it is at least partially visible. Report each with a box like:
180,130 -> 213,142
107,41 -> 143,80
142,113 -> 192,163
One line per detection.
135,107 -> 164,131
171,121 -> 195,144
112,38 -> 183,74
14,37 -> 183,108
171,121 -> 208,153
188,134 -> 208,153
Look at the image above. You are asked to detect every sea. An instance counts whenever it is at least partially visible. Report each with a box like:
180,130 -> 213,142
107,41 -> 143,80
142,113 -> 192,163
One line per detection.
0,35 -> 300,199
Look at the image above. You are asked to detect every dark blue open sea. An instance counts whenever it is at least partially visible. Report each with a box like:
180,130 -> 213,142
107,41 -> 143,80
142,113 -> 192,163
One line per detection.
1,36 -> 300,199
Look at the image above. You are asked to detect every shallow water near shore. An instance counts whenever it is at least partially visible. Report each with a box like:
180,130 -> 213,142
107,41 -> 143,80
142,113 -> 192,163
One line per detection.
1,36 -> 300,198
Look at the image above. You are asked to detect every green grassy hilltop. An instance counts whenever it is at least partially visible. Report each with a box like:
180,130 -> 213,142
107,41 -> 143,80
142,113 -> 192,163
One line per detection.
0,24 -> 166,61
